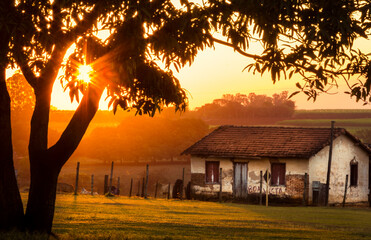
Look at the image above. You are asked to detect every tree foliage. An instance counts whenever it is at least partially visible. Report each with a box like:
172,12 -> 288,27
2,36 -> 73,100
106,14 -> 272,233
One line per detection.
6,72 -> 35,112
2,0 -> 371,235
207,0 -> 370,103
194,91 -> 295,122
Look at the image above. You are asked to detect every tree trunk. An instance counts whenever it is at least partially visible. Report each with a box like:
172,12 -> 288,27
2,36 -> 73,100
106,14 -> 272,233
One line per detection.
0,67 -> 24,230
24,83 -> 104,233
24,157 -> 60,233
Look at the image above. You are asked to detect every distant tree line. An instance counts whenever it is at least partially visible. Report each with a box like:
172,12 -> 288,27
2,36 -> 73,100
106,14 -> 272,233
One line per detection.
190,91 -> 295,124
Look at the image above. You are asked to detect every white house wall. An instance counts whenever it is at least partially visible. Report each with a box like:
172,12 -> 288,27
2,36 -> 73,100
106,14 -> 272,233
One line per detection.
309,135 -> 369,204
191,157 -> 233,196
247,158 -> 308,198
191,156 -> 309,201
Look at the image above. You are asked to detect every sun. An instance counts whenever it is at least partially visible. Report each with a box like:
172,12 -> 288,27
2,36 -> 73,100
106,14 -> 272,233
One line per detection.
77,64 -> 93,83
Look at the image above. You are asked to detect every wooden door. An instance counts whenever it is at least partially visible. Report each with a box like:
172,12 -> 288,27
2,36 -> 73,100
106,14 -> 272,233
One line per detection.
234,162 -> 248,198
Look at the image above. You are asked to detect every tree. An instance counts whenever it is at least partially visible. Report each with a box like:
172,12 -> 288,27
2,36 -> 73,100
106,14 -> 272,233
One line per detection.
1,0 -> 370,235
195,92 -> 295,122
6,72 -> 35,112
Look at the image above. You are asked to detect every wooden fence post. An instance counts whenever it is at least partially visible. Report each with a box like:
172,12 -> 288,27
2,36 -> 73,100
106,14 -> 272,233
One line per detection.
104,175 -> 109,194
181,168 -> 185,200
117,177 -> 120,196
141,177 -> 145,197
219,168 -> 223,202
342,174 -> 349,207
155,181 -> 159,198
137,179 -> 140,196
145,164 -> 149,199
265,169 -> 269,207
325,121 -> 335,206
303,173 -> 308,206
74,162 -> 80,195
91,174 -> 94,195
129,178 -> 133,197
259,171 -> 262,205
167,183 -> 171,199
109,161 -> 114,194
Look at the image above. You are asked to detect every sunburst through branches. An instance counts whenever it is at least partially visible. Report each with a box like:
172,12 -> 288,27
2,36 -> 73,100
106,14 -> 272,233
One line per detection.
77,64 -> 93,84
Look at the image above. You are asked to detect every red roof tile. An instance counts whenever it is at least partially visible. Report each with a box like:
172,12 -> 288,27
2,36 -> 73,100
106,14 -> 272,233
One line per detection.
182,126 -> 370,158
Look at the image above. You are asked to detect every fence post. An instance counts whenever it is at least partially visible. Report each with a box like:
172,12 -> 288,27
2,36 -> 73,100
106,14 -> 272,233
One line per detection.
141,177 -> 145,197
259,171 -> 262,205
342,174 -> 349,207
104,175 -> 109,194
137,179 -> 140,196
129,178 -> 133,197
145,164 -> 149,199
325,121 -> 335,206
167,183 -> 171,199
181,168 -> 185,200
74,162 -> 80,195
91,174 -> 94,195
109,161 -> 114,194
265,169 -> 269,207
303,173 -> 308,206
219,168 -> 223,202
155,181 -> 159,198
117,177 -> 120,196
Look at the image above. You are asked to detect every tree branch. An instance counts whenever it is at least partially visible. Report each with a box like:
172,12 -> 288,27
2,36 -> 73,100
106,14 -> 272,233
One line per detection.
212,37 -> 348,78
51,0 -> 63,39
65,2 -> 103,43
28,1 -> 106,164
48,83 -> 104,168
211,37 -> 262,60
13,49 -> 38,89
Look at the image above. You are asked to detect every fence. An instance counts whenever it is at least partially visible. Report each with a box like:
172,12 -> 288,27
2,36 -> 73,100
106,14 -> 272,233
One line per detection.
58,161 -> 190,200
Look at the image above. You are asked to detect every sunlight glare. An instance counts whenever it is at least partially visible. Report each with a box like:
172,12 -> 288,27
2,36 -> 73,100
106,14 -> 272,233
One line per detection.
77,64 -> 93,83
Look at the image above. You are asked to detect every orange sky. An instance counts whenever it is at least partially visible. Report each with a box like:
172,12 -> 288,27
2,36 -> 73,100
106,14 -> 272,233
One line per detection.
46,37 -> 371,111
6,16 -> 371,111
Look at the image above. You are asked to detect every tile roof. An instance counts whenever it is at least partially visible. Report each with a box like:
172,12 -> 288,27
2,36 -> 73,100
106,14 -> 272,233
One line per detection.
182,126 -> 370,159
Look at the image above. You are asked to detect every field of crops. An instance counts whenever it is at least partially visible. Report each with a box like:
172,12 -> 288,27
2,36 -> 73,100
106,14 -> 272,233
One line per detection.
277,118 -> 371,127
11,194 -> 371,240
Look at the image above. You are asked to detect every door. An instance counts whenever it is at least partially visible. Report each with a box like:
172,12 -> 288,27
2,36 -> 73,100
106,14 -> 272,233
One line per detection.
234,162 -> 248,198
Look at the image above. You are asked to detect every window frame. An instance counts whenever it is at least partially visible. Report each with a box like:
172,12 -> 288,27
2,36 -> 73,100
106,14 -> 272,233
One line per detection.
350,162 -> 358,187
271,163 -> 286,186
205,161 -> 220,184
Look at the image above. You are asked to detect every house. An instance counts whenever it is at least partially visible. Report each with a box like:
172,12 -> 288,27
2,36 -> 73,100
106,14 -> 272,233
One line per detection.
182,126 -> 371,205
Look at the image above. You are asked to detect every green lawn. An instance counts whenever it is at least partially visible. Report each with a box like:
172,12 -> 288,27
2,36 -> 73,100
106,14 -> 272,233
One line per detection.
20,194 -> 371,239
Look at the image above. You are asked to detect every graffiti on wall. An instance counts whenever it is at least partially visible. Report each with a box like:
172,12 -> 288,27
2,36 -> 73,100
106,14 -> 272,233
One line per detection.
248,185 -> 285,195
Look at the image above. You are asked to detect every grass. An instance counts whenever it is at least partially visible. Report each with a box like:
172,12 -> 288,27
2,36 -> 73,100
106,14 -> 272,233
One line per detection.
294,109 -> 371,114
17,194 -> 371,239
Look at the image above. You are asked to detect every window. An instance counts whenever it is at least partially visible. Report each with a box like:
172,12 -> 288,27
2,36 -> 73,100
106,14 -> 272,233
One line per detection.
350,163 -> 358,187
205,161 -> 219,184
271,163 -> 286,186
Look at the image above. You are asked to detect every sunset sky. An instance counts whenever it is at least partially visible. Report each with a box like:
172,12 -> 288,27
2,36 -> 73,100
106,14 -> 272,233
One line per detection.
6,15 -> 371,111
46,36 -> 371,111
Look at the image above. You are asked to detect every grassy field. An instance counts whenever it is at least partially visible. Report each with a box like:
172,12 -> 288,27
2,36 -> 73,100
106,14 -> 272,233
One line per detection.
277,118 -> 371,127
14,194 -> 371,240
275,118 -> 371,138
